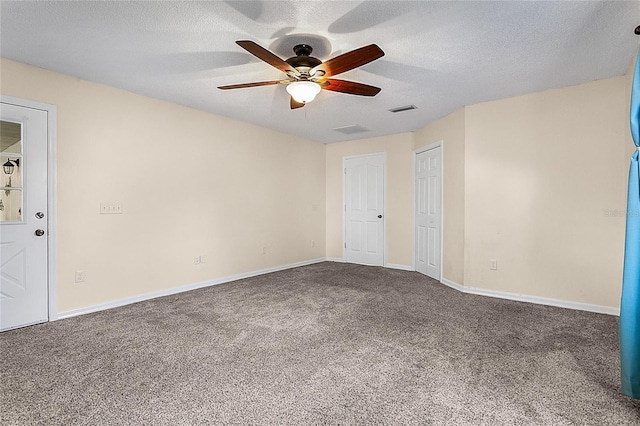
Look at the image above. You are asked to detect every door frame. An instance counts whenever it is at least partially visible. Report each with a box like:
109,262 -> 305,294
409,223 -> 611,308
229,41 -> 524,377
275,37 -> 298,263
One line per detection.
342,152 -> 387,267
1,95 -> 58,322
413,141 -> 443,280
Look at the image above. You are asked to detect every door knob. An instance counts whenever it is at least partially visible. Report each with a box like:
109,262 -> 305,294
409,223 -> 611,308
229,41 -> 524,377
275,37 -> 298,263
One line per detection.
34,229 -> 45,237
378,215 -> 383,219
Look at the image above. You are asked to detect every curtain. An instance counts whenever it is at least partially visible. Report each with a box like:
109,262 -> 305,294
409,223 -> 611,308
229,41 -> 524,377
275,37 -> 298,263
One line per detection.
620,49 -> 640,399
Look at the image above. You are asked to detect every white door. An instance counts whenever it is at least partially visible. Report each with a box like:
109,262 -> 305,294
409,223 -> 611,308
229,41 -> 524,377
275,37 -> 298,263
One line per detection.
344,154 -> 384,266
0,102 -> 49,331
415,147 -> 441,279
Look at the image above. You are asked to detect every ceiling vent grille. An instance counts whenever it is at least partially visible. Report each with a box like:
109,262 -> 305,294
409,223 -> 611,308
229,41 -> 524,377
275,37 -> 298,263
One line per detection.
332,125 -> 370,135
389,105 -> 418,113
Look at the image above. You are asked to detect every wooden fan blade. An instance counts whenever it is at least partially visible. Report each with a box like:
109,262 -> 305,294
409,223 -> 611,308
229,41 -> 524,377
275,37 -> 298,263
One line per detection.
236,40 -> 297,75
312,44 -> 384,78
290,97 -> 305,109
322,79 -> 381,96
218,80 -> 283,90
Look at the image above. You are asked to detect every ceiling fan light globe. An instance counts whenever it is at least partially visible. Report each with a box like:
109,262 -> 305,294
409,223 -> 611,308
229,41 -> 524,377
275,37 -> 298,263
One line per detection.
286,81 -> 321,103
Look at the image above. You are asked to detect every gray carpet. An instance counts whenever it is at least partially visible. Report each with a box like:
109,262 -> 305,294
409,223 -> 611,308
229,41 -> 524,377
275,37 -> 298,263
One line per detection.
1,262 -> 639,425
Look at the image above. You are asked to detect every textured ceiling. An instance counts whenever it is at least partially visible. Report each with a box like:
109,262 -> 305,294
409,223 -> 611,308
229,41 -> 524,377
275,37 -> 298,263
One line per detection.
1,1 -> 639,143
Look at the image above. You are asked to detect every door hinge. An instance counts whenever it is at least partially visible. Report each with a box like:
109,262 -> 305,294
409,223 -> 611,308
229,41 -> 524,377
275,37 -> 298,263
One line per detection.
344,168 -> 347,175
344,204 -> 346,211
345,242 -> 347,248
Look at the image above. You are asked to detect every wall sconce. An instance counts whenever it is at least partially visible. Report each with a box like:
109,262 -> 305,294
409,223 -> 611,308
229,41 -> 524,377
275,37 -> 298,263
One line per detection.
3,158 -> 19,175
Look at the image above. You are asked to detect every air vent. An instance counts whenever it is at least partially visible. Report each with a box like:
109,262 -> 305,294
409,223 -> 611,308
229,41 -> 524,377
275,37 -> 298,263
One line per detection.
388,105 -> 418,113
332,125 -> 370,135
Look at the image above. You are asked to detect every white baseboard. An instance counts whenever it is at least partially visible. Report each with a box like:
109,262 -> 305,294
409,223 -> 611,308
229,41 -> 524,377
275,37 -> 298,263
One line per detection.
439,278 -> 619,316
386,263 -> 414,271
440,277 -> 466,292
57,258 -> 327,320
58,258 -> 619,320
326,258 -> 414,272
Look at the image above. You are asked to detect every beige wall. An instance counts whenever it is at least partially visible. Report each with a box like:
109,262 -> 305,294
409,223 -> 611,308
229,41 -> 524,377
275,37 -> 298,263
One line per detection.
0,59 -> 326,313
325,133 -> 414,266
2,55 -> 634,314
464,74 -> 634,308
409,73 -> 633,309
414,109 -> 466,284
325,70 -> 633,311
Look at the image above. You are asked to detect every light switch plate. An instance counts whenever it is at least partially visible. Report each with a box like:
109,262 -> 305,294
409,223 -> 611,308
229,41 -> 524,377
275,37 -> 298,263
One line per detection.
100,202 -> 122,214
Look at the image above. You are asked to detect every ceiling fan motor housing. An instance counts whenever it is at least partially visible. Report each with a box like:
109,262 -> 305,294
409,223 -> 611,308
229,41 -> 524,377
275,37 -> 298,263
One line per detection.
286,44 -> 322,71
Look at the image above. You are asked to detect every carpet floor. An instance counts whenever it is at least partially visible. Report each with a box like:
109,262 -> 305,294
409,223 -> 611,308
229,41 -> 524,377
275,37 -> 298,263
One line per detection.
1,262 -> 639,425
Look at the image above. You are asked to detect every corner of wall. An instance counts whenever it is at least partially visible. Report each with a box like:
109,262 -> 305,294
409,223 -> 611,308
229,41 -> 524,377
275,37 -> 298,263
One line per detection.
414,108 -> 467,285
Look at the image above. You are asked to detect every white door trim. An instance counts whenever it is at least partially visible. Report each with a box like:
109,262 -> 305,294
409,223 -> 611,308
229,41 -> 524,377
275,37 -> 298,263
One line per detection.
342,152 -> 387,267
1,95 -> 58,321
413,141 -> 443,280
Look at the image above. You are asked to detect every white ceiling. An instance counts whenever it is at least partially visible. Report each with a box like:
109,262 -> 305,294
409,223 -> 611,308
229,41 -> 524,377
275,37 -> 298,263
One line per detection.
1,1 -> 639,143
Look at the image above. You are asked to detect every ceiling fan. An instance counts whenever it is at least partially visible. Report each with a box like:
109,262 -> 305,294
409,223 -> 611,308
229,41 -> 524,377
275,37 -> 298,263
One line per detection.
218,40 -> 385,109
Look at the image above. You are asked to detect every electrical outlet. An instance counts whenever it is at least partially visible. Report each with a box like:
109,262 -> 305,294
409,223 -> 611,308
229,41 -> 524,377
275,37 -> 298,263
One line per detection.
311,240 -> 316,248
262,246 -> 267,255
490,259 -> 498,270
194,256 -> 201,265
200,255 -> 206,264
75,270 -> 85,283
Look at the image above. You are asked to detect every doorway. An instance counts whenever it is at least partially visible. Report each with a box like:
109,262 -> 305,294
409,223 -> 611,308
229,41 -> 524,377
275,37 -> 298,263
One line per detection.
415,144 -> 442,280
1,98 -> 56,331
343,153 -> 385,266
